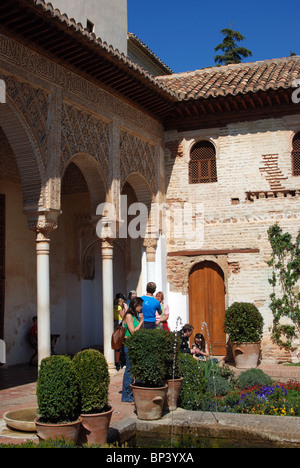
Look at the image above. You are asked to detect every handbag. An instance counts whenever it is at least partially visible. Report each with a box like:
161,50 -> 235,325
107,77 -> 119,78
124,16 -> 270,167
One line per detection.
111,322 -> 125,350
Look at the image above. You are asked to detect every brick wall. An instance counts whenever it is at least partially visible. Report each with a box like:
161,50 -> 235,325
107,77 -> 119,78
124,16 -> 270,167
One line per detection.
164,116 -> 300,362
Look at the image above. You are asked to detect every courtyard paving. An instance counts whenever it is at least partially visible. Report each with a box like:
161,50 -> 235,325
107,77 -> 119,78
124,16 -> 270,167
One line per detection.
0,362 -> 300,447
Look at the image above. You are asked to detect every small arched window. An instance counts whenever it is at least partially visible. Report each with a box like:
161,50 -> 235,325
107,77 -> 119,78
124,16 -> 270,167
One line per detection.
189,141 -> 217,184
292,132 -> 300,176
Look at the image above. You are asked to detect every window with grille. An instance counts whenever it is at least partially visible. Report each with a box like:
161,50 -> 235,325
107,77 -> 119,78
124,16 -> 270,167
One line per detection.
189,141 -> 217,184
292,132 -> 300,176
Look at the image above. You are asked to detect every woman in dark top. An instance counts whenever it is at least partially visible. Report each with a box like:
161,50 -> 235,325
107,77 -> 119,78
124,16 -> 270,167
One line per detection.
192,333 -> 210,360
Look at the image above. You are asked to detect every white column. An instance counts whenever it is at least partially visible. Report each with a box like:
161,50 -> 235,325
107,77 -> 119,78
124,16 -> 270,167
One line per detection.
27,210 -> 59,368
101,238 -> 115,370
36,237 -> 51,366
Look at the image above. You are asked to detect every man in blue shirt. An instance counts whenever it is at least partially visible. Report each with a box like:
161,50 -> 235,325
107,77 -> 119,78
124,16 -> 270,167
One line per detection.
141,282 -> 161,329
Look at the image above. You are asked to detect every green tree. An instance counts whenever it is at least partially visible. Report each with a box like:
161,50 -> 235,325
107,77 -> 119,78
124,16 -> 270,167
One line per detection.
214,28 -> 253,65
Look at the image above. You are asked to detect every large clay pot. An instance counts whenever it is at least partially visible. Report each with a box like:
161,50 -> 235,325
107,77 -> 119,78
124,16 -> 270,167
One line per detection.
164,377 -> 183,411
131,384 -> 168,420
78,407 -> 113,446
231,342 -> 261,369
34,417 -> 82,444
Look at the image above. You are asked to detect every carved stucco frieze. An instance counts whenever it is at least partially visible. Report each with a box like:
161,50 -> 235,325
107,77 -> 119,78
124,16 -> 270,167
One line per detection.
120,130 -> 157,190
61,102 -> 111,179
0,35 -> 163,213
0,35 -> 163,137
4,76 -> 49,172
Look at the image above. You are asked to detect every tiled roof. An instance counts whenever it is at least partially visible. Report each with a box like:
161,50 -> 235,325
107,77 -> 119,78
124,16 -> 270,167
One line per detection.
2,0 -> 300,122
23,0 -> 178,98
157,57 -> 300,101
127,33 -> 173,75
30,2 -> 300,104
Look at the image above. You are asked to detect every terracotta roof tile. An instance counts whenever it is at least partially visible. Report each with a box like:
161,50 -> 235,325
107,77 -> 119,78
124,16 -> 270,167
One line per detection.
14,2 -> 300,107
157,57 -> 300,101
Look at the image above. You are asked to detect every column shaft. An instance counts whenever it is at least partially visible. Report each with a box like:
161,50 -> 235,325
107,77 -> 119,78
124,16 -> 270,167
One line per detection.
101,239 -> 115,370
36,238 -> 51,366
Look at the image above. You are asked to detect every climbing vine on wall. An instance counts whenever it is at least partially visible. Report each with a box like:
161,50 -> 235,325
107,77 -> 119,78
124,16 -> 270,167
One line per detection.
267,224 -> 300,350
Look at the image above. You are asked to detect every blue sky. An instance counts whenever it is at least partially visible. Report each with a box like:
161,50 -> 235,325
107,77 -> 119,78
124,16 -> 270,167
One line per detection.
127,0 -> 300,73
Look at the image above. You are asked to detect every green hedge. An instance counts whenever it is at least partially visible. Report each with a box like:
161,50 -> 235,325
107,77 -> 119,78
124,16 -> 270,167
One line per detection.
72,349 -> 110,414
126,329 -> 168,387
36,355 -> 79,424
224,302 -> 264,342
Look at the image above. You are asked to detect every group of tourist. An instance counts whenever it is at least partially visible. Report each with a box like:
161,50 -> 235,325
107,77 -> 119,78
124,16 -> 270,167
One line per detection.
113,282 -> 169,401
115,281 -> 211,402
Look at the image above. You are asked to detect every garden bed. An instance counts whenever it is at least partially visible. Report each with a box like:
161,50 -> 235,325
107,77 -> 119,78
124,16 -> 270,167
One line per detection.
178,353 -> 300,417
213,381 -> 300,416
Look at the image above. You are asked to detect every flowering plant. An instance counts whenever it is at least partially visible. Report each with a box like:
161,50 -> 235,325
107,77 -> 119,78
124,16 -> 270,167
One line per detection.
217,381 -> 300,416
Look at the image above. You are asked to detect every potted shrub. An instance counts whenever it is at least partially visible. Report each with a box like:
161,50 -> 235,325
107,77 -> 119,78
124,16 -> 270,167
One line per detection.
126,329 -> 168,420
224,302 -> 264,369
72,349 -> 112,446
163,331 -> 183,411
35,355 -> 81,444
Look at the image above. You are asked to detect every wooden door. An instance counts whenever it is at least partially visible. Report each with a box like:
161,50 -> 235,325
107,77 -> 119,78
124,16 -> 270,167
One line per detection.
189,261 -> 226,355
0,194 -> 4,341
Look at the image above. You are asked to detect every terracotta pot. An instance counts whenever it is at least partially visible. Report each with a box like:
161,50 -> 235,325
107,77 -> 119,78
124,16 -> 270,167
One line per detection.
131,384 -> 168,420
34,417 -> 82,444
78,407 -> 113,446
231,342 -> 261,369
164,377 -> 183,411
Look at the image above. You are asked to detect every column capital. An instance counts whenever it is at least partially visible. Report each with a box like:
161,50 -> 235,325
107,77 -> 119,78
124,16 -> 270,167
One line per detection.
101,238 -> 114,260
26,209 -> 60,240
101,237 -> 114,249
143,237 -> 158,262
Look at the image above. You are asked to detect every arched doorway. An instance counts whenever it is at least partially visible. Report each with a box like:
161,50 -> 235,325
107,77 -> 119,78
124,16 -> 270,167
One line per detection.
0,121 -> 38,364
121,173 -> 153,294
58,155 -> 108,354
189,261 -> 226,356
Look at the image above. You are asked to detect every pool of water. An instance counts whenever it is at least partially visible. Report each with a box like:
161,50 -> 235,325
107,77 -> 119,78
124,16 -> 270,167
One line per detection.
132,431 -> 297,449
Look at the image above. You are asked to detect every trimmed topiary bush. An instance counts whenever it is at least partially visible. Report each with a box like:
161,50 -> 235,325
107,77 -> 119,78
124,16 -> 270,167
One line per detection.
36,355 -> 79,424
237,368 -> 273,389
72,349 -> 110,414
224,302 -> 264,343
126,329 -> 168,387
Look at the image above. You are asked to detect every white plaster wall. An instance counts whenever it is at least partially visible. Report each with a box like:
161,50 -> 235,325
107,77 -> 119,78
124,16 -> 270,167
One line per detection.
52,0 -> 128,53
167,288 -> 189,332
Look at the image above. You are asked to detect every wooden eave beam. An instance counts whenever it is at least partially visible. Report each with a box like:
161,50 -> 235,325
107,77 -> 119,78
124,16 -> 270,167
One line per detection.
165,88 -> 298,131
0,0 -> 179,121
168,248 -> 260,257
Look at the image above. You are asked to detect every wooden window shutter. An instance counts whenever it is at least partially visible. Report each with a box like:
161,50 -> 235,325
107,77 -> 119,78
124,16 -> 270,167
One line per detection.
292,132 -> 300,176
189,141 -> 217,184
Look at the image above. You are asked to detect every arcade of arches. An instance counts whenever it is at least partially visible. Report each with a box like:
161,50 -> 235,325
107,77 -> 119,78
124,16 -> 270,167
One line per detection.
0,66 -> 165,367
